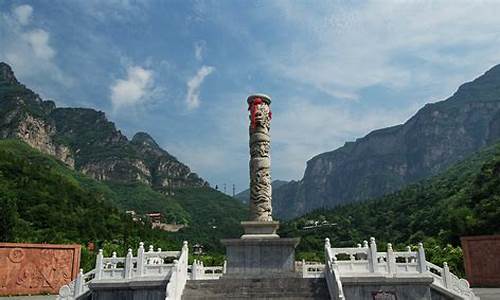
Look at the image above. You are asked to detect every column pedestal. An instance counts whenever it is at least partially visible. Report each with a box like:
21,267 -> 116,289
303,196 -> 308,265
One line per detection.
241,221 -> 280,239
221,235 -> 300,278
222,221 -> 300,278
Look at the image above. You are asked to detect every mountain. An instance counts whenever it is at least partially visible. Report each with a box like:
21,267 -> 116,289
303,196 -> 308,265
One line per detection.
274,63 -> 500,219
0,62 -> 206,190
0,62 -> 248,231
280,139 -> 500,276
0,139 -> 246,270
234,180 -> 289,203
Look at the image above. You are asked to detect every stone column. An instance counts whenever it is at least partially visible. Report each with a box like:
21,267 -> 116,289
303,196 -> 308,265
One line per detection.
241,94 -> 279,238
220,94 -> 300,277
247,94 -> 273,222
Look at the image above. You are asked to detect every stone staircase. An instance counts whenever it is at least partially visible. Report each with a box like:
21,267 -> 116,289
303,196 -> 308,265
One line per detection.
181,277 -> 330,300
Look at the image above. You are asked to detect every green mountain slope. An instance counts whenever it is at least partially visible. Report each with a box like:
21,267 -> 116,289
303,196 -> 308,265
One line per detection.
281,141 -> 500,276
0,62 -> 248,240
0,62 -> 206,192
0,139 -> 247,269
0,139 -> 179,268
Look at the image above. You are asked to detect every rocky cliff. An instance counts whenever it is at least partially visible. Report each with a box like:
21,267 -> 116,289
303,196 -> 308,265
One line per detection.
0,63 -> 74,167
0,62 -> 206,190
274,63 -> 500,219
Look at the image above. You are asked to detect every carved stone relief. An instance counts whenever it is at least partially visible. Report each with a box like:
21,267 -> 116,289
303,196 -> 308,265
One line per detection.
0,243 -> 80,296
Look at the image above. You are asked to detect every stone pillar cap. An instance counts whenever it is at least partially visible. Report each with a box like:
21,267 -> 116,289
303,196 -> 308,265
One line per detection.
247,93 -> 271,105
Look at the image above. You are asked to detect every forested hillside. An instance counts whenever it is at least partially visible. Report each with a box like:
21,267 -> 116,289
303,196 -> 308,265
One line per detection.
0,139 -> 247,269
281,141 -> 500,276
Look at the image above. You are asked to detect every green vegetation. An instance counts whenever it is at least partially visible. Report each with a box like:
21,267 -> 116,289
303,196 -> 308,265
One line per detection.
281,141 -> 500,277
168,187 -> 248,253
7,127 -> 500,278
0,139 -> 247,270
103,181 -> 190,224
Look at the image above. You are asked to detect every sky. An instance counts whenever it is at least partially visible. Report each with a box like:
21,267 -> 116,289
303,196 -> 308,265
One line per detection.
2,1 -> 500,194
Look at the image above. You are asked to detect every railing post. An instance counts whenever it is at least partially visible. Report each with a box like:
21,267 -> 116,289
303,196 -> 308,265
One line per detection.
125,248 -> 133,279
95,249 -> 104,280
173,259 -> 179,299
442,262 -> 452,288
387,243 -> 396,275
73,269 -> 83,297
182,241 -> 189,278
324,238 -> 331,261
369,237 -> 378,273
302,259 -> 307,278
417,242 -> 427,273
137,242 -> 145,276
193,260 -> 199,280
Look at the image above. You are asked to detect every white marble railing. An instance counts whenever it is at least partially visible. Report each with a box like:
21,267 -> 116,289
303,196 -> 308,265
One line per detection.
58,242 -> 186,300
328,238 -> 424,275
324,237 -> 479,300
296,259 -> 325,278
165,241 -> 189,300
427,261 -> 478,300
324,238 -> 345,300
190,260 -> 226,280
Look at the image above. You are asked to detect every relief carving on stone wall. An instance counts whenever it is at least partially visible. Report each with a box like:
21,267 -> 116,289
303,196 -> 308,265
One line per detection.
0,244 -> 80,296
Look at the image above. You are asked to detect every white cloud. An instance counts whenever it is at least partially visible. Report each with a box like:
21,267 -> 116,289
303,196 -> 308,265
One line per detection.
13,4 -> 33,26
264,1 -> 500,101
174,92 -> 419,186
110,66 -> 154,109
194,40 -> 206,61
75,0 -> 149,23
0,5 -> 72,94
22,29 -> 55,60
271,99 -> 419,179
186,65 -> 215,109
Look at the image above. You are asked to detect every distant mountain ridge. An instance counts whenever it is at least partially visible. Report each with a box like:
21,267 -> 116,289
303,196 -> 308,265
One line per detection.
0,62 -> 206,191
274,63 -> 500,219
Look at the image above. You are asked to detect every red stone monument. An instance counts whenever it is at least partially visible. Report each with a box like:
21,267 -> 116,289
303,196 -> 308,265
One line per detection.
0,243 -> 81,296
461,235 -> 500,287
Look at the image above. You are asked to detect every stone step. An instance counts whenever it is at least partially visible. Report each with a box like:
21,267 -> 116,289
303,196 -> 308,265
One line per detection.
182,278 -> 330,300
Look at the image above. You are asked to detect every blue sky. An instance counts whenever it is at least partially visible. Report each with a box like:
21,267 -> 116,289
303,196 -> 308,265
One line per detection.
2,1 -> 500,193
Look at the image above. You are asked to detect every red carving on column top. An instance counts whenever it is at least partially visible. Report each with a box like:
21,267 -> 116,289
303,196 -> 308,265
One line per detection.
248,97 -> 271,129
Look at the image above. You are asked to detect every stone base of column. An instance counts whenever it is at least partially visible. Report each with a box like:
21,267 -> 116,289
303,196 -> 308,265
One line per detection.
221,237 -> 300,278
241,221 -> 280,239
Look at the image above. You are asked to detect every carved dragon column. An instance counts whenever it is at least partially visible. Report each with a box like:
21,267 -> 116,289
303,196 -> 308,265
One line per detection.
220,94 -> 299,276
240,94 -> 279,239
247,94 -> 273,222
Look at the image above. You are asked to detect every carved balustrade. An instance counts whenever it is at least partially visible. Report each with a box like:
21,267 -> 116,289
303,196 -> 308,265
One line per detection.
297,259 -> 326,278
165,241 -> 188,300
324,238 -> 345,300
190,260 -> 226,280
324,237 -> 479,300
58,242 -> 186,300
